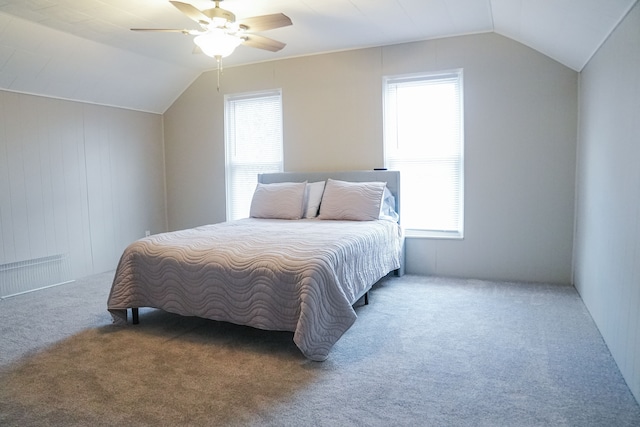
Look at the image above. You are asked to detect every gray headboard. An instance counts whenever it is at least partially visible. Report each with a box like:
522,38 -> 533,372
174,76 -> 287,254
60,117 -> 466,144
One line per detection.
257,170 -> 401,217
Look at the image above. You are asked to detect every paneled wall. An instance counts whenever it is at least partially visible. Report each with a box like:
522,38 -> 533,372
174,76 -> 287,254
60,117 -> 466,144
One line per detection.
574,2 -> 640,402
164,32 -> 577,284
0,90 -> 166,283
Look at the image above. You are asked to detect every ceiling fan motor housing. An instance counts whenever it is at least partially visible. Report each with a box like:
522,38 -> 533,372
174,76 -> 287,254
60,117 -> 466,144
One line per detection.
203,7 -> 235,23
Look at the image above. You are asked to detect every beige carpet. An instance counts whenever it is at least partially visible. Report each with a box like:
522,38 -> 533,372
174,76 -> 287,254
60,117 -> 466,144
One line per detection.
1,272 -> 639,426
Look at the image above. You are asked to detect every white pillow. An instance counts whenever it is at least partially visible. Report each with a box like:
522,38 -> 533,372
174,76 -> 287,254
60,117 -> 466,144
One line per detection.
318,179 -> 386,221
303,181 -> 326,218
379,187 -> 400,222
249,181 -> 307,220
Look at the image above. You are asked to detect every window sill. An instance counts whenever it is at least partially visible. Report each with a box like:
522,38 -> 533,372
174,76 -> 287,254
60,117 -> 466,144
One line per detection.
403,229 -> 463,240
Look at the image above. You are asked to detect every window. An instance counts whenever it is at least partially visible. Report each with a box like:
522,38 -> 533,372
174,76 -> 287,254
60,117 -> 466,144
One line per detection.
225,89 -> 283,221
383,70 -> 464,238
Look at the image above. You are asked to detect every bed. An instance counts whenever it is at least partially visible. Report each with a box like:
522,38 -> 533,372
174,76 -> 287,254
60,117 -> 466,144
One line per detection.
107,170 -> 404,361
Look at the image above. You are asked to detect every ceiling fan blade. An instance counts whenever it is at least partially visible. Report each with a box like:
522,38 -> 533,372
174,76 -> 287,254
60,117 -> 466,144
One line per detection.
242,34 -> 286,52
170,1 -> 210,25
131,28 -> 191,33
237,13 -> 292,32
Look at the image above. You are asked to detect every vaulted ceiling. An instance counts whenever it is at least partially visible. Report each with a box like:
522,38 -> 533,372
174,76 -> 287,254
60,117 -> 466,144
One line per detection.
0,0 -> 637,113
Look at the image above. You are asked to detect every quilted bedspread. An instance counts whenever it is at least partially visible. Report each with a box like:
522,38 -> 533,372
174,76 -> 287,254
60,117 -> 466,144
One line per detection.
108,218 -> 402,361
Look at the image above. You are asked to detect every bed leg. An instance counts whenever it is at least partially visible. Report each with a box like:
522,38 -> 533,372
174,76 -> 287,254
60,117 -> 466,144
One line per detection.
364,292 -> 369,305
131,308 -> 139,325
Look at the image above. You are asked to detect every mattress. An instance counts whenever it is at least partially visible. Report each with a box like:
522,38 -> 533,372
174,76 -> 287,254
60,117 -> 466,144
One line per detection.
107,217 -> 402,361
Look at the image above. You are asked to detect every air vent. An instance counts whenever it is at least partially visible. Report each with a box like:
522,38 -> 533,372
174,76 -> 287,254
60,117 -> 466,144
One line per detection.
0,254 -> 74,298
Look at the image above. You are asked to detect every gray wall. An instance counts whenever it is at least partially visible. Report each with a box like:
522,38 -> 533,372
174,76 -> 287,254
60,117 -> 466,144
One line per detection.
164,32 -> 578,284
574,3 -> 640,402
0,91 -> 167,279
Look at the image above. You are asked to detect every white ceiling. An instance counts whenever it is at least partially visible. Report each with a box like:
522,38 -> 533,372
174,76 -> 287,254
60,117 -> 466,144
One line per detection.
0,0 -> 637,113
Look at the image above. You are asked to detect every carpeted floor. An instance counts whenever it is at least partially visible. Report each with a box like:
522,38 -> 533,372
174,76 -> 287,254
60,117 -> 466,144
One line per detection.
1,272 -> 639,426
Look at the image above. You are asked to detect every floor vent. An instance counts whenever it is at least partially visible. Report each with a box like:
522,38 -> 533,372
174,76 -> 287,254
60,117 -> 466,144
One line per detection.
0,254 -> 74,298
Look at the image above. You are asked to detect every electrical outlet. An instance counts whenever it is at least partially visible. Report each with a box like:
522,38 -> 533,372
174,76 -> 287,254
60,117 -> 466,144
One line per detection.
145,230 -> 151,237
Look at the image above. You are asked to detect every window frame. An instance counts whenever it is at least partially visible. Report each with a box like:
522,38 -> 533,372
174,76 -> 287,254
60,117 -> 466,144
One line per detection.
383,69 -> 465,239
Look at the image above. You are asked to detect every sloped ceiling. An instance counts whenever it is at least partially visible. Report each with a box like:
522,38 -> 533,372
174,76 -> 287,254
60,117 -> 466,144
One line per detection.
0,0 -> 637,113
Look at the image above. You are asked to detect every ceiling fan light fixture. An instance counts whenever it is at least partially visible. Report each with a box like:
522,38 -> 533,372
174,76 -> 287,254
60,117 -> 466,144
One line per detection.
194,30 -> 243,58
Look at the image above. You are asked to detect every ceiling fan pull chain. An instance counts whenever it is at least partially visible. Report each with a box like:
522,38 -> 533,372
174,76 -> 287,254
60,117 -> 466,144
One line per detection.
216,55 -> 222,92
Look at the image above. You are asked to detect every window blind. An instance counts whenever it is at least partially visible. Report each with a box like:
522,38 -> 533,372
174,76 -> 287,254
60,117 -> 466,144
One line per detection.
384,70 -> 464,237
225,90 -> 283,220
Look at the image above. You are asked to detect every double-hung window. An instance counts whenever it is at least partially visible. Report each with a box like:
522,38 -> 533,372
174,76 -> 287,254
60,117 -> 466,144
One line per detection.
224,89 -> 283,221
383,70 -> 464,238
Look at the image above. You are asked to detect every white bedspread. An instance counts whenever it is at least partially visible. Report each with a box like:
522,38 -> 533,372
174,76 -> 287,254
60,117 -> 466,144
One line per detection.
108,218 -> 402,361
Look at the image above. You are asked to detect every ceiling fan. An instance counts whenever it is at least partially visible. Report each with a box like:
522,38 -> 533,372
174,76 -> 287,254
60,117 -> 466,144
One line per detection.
132,0 -> 292,87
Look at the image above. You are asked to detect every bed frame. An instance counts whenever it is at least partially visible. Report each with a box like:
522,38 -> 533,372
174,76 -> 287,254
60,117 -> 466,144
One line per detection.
130,170 -> 404,325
